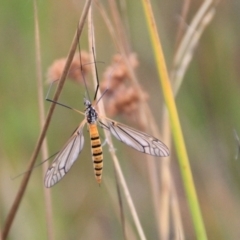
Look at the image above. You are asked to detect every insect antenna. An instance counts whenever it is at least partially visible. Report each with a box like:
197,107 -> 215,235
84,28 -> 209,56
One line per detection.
77,38 -> 91,101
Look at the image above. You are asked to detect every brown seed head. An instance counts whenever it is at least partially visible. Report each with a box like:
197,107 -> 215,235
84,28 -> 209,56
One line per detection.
100,53 -> 148,118
46,51 -> 91,84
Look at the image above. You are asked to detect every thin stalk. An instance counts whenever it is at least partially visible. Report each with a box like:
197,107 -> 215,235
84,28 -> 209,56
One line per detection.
104,175 -> 138,240
159,2 -> 215,239
172,0 -> 213,75
141,0 -> 207,239
87,8 -> 146,240
2,1 -> 92,239
172,7 -> 215,95
33,1 -> 54,239
96,1 -> 169,238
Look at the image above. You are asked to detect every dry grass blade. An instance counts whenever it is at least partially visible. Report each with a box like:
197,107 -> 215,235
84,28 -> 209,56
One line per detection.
104,175 -> 137,240
112,166 -> 127,240
96,2 -> 176,239
2,1 -> 92,239
33,1 -> 54,239
87,7 -> 146,240
108,0 -> 130,54
171,184 -> 185,240
171,0 -> 214,87
159,2 -> 215,239
172,1 -> 215,95
174,0 -> 191,51
95,1 -> 171,239
141,0 -> 208,239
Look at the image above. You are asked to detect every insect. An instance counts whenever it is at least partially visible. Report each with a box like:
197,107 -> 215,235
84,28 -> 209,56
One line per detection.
44,51 -> 170,188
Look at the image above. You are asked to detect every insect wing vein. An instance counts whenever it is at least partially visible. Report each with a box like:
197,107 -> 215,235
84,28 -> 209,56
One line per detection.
44,120 -> 86,187
99,118 -> 169,157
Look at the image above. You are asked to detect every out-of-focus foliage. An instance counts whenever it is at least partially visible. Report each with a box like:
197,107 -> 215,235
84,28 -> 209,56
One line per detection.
1,1 -> 240,239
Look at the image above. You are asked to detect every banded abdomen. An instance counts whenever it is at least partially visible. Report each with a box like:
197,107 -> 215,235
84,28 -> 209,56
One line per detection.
88,123 -> 103,183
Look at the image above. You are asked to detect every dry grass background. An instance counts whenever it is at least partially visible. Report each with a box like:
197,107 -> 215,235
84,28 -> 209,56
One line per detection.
1,0 -> 240,239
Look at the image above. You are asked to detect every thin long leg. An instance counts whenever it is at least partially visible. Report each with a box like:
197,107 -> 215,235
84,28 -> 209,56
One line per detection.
94,50 -> 124,105
11,152 -> 59,180
92,46 -> 100,101
45,81 -> 85,115
96,88 -> 108,105
77,33 -> 91,101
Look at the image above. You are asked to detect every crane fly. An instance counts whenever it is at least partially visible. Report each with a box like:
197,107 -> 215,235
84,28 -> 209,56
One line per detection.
44,51 -> 170,188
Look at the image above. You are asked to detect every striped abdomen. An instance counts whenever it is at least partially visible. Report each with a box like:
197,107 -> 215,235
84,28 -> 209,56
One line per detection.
88,123 -> 103,183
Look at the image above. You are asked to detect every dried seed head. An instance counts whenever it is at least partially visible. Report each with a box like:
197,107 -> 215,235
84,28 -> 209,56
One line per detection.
46,51 -> 91,84
100,53 -> 139,93
100,53 -> 148,118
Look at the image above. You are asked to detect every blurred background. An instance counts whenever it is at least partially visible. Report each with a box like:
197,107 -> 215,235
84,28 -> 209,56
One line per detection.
1,0 -> 240,239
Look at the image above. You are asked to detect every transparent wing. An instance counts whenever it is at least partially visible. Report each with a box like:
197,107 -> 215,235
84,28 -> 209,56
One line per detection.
44,120 -> 86,188
98,118 -> 169,157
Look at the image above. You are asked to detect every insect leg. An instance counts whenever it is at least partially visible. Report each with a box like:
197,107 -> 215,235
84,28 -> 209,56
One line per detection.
45,81 -> 85,115
92,46 -> 100,101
